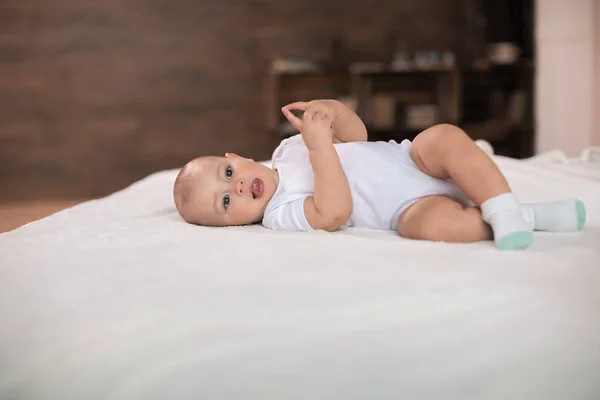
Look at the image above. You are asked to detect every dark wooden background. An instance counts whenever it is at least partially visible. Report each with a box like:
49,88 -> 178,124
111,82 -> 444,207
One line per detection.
0,0 -> 481,201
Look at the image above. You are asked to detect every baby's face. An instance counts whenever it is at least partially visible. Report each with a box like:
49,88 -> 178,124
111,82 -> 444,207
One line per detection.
176,154 -> 279,226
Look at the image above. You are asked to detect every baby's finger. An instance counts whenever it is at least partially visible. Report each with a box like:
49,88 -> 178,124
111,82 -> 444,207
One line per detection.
281,107 -> 303,130
306,103 -> 329,119
283,101 -> 310,112
303,109 -> 317,122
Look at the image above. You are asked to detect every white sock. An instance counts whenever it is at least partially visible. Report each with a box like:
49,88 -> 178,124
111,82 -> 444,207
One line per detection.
481,193 -> 533,250
521,199 -> 586,232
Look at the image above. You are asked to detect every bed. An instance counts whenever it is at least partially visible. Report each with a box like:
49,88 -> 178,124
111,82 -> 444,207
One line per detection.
1,146 -> 600,400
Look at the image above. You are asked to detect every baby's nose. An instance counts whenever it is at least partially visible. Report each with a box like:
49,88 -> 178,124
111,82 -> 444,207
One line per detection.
235,179 -> 244,196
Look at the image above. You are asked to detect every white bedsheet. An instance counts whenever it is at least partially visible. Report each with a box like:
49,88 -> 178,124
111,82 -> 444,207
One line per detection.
1,151 -> 600,400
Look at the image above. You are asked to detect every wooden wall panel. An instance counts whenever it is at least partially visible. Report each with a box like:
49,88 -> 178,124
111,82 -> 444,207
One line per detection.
0,0 -> 474,201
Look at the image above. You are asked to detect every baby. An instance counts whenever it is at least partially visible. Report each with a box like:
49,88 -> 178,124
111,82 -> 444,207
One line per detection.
173,99 -> 586,250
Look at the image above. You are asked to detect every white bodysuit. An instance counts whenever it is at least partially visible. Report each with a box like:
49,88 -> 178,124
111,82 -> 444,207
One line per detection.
262,134 -> 470,232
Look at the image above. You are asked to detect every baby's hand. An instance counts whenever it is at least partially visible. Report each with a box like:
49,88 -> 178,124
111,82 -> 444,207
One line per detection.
281,101 -> 334,150
300,109 -> 334,150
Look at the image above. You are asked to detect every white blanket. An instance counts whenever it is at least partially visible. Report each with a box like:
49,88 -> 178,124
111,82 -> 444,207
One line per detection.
1,152 -> 600,400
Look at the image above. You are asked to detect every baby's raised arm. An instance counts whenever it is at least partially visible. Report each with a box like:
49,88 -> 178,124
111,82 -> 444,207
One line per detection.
282,99 -> 367,143
283,107 -> 352,231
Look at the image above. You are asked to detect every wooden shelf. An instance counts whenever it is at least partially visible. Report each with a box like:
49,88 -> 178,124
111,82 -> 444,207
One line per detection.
266,63 -> 535,158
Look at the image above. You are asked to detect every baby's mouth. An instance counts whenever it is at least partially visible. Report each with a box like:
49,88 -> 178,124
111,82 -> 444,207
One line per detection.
251,178 -> 264,199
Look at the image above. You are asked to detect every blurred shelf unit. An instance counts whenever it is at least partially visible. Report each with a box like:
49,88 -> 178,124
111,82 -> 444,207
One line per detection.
266,59 -> 535,158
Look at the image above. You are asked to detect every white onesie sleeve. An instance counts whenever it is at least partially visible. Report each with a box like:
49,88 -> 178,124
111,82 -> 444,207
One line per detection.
262,198 -> 313,232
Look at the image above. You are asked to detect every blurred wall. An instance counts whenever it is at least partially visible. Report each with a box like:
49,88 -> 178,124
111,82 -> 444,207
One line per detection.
535,0 -> 598,156
596,0 -> 600,146
0,0 -> 476,201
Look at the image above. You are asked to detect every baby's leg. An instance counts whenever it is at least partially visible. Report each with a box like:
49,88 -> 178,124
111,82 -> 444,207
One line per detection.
410,124 -> 531,250
397,196 -> 491,243
397,197 -> 586,244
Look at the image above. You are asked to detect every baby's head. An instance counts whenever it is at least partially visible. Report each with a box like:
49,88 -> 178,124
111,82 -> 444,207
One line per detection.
173,153 -> 279,227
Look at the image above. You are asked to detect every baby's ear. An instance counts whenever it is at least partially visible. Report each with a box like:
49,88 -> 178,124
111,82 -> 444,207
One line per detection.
225,153 -> 254,162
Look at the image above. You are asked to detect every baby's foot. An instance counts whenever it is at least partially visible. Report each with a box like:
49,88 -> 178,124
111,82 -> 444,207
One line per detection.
481,193 -> 533,251
488,212 -> 533,250
522,199 -> 586,232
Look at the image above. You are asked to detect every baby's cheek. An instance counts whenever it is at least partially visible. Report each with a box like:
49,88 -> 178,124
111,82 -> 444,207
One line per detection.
237,201 -> 258,221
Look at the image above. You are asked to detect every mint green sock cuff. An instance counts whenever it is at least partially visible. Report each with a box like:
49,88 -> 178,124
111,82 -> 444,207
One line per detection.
575,200 -> 586,230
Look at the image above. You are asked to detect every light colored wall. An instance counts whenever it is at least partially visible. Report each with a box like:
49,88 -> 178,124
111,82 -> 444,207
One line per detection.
535,0 -> 596,156
595,0 -> 600,145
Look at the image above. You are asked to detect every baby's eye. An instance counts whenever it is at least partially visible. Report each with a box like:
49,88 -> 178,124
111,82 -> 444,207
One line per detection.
223,194 -> 230,210
225,166 -> 233,179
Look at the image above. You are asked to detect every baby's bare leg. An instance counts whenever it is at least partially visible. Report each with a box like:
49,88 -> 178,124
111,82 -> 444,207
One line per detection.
409,124 -> 531,250
409,124 -> 509,204
397,196 -> 492,243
